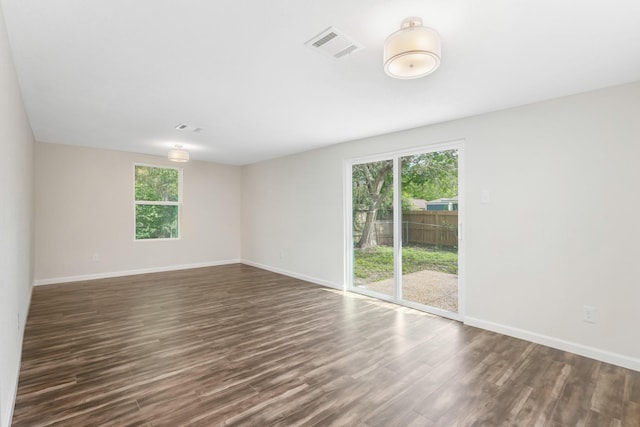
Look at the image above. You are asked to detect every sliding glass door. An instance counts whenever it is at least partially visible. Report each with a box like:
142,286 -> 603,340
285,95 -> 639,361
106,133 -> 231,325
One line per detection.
347,143 -> 463,320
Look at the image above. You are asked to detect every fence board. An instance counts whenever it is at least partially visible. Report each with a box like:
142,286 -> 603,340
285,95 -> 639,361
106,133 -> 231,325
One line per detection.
354,210 -> 458,247
402,211 -> 458,247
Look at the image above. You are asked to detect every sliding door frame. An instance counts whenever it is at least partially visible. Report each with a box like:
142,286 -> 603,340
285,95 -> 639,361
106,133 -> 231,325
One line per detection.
344,140 -> 465,321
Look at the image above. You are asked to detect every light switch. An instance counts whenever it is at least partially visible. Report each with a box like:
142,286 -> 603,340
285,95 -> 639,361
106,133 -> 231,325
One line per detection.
481,190 -> 490,204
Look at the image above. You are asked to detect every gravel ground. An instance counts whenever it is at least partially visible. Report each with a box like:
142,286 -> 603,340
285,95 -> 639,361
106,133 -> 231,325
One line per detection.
358,269 -> 458,313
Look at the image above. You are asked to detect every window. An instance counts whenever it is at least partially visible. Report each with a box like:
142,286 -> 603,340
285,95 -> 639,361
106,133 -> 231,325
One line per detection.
134,165 -> 181,240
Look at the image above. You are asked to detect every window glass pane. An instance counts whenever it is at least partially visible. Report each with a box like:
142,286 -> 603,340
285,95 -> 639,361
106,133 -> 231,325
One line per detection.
135,205 -> 179,239
135,166 -> 179,202
352,159 -> 394,297
401,150 -> 459,313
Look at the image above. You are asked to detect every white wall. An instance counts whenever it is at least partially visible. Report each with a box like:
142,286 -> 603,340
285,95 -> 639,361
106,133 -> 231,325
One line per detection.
242,81 -> 640,370
34,143 -> 242,282
0,4 -> 35,426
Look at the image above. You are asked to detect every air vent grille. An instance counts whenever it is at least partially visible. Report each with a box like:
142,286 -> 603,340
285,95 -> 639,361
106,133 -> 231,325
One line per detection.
174,123 -> 203,133
312,32 -> 338,47
334,45 -> 359,59
304,27 -> 364,60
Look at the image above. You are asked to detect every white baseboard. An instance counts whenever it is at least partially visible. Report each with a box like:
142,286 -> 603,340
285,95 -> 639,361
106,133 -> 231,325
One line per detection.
3,367 -> 19,427
5,278 -> 34,427
241,259 -> 343,291
33,259 -> 241,286
464,317 -> 640,372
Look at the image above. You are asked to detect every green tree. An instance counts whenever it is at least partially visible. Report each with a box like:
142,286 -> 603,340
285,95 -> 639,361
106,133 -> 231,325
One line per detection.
352,160 -> 393,248
401,150 -> 458,203
135,166 -> 179,201
135,166 -> 179,239
352,151 -> 457,248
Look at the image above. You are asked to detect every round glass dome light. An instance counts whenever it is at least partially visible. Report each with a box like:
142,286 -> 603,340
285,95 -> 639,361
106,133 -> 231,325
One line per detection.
383,18 -> 441,79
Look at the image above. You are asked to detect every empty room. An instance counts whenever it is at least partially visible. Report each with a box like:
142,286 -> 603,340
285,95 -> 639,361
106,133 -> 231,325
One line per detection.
1,0 -> 640,426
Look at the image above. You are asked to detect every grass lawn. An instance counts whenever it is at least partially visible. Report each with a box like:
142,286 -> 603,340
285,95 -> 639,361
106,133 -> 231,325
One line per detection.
354,245 -> 458,283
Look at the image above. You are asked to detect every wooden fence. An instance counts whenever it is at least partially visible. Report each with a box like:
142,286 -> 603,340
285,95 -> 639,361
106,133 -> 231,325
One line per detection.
402,211 -> 458,247
355,210 -> 458,247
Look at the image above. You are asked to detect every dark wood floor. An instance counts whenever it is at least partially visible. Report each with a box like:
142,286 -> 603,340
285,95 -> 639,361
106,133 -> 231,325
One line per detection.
12,264 -> 640,426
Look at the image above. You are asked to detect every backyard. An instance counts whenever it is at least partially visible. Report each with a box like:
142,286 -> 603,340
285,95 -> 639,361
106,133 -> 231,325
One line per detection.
351,150 -> 459,312
354,244 -> 458,284
353,244 -> 459,312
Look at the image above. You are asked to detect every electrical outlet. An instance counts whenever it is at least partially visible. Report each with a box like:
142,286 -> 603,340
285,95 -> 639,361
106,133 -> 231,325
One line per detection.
92,253 -> 100,262
583,305 -> 597,324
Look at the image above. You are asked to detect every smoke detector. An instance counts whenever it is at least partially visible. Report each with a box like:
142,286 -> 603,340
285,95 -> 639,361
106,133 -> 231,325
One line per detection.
304,27 -> 364,60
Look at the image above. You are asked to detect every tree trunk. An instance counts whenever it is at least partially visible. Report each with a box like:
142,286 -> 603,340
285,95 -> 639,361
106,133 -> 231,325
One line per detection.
356,209 -> 378,248
354,163 -> 393,248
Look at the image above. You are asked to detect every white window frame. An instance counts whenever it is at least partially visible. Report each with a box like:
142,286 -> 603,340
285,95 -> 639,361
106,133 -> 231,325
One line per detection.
133,163 -> 183,241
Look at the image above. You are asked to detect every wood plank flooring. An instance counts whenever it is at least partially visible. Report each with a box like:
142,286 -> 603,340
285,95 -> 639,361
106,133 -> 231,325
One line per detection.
12,264 -> 640,426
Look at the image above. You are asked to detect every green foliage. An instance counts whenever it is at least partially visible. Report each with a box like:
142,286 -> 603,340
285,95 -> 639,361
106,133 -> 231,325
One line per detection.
352,151 -> 458,213
135,166 -> 179,202
354,245 -> 458,282
135,166 -> 180,239
352,151 -> 458,247
135,205 -> 179,239
352,160 -> 393,212
401,150 -> 458,203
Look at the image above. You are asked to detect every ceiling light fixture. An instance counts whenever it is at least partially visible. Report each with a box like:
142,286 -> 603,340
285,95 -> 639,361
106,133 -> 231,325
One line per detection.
168,144 -> 189,162
383,17 -> 441,79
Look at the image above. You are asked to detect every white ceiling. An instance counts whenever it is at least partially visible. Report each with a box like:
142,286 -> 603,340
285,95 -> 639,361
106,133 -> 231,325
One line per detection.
2,0 -> 640,165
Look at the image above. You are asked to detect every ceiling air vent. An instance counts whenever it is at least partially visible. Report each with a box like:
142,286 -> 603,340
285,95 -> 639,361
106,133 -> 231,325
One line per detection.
304,27 -> 364,60
174,123 -> 203,133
